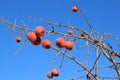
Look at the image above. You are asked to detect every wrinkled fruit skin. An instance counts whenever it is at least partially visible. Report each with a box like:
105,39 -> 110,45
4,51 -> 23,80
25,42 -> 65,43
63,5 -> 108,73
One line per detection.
27,32 -> 37,42
111,51 -> 115,56
56,38 -> 66,48
16,37 -> 22,42
35,26 -> 46,37
86,74 -> 92,80
79,33 -> 84,37
72,5 -> 78,12
42,39 -> 52,49
52,69 -> 59,77
31,37 -> 42,45
47,72 -> 53,79
68,30 -> 73,35
65,41 -> 74,50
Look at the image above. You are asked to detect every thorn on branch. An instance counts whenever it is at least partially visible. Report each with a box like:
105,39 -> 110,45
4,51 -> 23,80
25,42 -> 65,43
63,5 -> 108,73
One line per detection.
71,56 -> 75,60
107,42 -> 113,49
51,26 -> 54,33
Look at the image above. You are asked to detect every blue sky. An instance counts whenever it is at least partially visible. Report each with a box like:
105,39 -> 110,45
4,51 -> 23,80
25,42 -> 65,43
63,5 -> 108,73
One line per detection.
0,0 -> 120,80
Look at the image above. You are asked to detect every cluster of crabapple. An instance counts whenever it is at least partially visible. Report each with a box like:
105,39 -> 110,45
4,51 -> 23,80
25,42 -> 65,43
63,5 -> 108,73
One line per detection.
26,26 -> 75,50
47,69 -> 60,79
15,5 -> 79,48
16,26 -> 75,50
15,5 -> 80,79
15,26 -> 75,79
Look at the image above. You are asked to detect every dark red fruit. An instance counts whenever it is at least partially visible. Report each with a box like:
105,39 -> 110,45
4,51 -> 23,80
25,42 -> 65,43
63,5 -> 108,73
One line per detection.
65,41 -> 74,50
68,29 -> 73,35
35,26 -> 46,37
47,72 -> 53,79
16,37 -> 22,42
42,39 -> 52,49
56,38 -> 66,48
72,5 -> 78,12
27,32 -> 37,42
52,69 -> 60,77
31,37 -> 42,45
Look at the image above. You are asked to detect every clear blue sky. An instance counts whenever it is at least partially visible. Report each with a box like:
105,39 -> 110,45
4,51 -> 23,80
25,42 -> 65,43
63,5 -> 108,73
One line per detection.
0,0 -> 120,80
